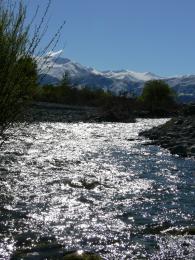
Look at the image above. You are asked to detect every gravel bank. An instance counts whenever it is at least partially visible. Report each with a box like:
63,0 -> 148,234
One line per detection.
24,102 -> 135,123
140,116 -> 195,157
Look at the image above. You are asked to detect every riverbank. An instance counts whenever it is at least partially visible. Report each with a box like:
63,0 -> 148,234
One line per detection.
140,115 -> 195,157
24,102 -> 135,123
23,102 -> 195,158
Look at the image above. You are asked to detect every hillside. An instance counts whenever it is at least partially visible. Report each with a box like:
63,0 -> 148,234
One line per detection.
38,51 -> 195,103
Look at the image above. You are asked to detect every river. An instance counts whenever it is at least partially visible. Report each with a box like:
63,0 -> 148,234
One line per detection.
0,119 -> 195,259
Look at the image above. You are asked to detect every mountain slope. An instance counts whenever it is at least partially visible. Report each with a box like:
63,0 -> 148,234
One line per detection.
38,51 -> 195,103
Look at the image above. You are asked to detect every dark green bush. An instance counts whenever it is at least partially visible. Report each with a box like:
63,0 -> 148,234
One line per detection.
0,2 -> 37,137
140,80 -> 175,112
0,0 -> 65,140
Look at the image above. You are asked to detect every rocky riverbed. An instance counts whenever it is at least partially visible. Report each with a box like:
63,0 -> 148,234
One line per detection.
140,116 -> 195,157
25,102 -> 135,123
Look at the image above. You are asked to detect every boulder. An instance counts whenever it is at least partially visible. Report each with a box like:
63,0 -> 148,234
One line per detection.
189,145 -> 195,154
183,104 -> 195,116
170,145 -> 187,156
140,115 -> 195,157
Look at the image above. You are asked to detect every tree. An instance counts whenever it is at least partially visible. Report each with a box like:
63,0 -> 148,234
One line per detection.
0,0 -> 65,142
60,72 -> 71,88
0,55 -> 37,138
140,80 -> 175,112
57,72 -> 75,103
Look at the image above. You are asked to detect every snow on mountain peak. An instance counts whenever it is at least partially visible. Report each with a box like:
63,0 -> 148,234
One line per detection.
38,51 -> 195,103
101,70 -> 161,82
46,50 -> 63,58
39,51 -> 161,82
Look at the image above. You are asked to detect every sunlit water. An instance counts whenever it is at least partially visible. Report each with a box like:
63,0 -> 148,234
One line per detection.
0,119 -> 195,259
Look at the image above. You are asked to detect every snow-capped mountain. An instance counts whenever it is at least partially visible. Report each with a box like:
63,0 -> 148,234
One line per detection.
38,51 -> 195,103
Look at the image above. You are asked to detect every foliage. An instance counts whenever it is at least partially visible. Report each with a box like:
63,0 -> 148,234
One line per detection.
0,0 -> 65,140
35,83 -> 113,107
140,80 -> 175,112
34,77 -> 180,118
0,55 -> 37,134
34,72 -> 115,106
0,2 -> 36,137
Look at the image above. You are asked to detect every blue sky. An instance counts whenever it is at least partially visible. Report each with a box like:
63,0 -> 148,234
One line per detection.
24,0 -> 195,76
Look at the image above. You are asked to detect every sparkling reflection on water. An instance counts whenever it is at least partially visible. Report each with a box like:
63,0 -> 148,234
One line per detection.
0,119 -> 195,259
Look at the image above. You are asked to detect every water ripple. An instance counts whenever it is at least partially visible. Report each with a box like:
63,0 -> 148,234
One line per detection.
0,119 -> 195,259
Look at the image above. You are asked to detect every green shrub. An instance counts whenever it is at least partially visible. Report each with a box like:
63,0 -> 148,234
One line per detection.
140,80 -> 175,111
0,0 -> 65,141
0,2 -> 37,137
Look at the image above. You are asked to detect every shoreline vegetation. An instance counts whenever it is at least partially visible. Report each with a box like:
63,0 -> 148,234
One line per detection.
26,79 -> 181,124
0,0 -> 65,141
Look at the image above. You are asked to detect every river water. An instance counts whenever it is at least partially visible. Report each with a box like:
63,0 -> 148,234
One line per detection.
0,119 -> 195,259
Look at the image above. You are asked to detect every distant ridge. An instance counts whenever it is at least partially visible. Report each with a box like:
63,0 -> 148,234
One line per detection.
38,51 -> 195,103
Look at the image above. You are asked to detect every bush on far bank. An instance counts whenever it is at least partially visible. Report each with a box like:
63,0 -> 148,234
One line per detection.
139,80 -> 177,115
34,77 -> 181,118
